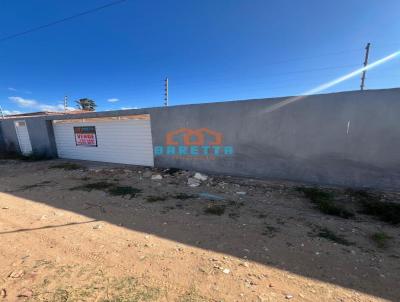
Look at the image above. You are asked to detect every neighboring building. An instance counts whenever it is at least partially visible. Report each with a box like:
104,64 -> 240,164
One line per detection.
2,110 -> 90,119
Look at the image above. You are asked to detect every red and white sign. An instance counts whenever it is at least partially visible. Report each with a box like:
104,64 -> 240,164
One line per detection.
74,126 -> 97,147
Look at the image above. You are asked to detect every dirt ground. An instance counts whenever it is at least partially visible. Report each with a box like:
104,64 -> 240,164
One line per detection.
0,159 -> 399,302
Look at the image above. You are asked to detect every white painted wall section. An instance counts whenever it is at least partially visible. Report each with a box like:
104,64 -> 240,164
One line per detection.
53,119 -> 154,166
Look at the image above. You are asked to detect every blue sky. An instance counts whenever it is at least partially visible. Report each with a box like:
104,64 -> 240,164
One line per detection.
0,0 -> 399,114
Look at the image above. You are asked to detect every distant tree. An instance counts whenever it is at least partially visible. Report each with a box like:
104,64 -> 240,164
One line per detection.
75,98 -> 97,111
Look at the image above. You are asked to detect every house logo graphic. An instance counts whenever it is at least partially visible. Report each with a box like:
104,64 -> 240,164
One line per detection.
166,128 -> 223,146
154,128 -> 234,159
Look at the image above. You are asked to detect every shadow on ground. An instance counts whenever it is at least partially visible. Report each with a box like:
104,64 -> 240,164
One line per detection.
0,159 -> 399,301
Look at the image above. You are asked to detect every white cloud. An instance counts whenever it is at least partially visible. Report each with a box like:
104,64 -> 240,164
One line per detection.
38,104 -> 65,111
107,98 -> 119,103
8,96 -> 76,112
120,106 -> 138,110
7,87 -> 32,94
9,96 -> 37,107
2,110 -> 21,115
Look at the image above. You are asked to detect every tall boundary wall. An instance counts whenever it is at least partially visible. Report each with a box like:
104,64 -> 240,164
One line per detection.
1,88 -> 399,189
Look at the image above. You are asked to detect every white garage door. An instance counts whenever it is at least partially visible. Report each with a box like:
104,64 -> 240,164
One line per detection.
53,117 -> 154,166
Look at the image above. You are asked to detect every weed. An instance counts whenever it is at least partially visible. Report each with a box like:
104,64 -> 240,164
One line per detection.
161,206 -> 175,214
370,232 -> 392,249
316,227 -> 352,246
109,186 -> 142,199
50,162 -> 83,170
145,195 -> 167,202
70,181 -> 114,192
348,189 -> 400,225
228,200 -> 244,208
228,212 -> 240,219
296,187 -> 354,219
164,168 -> 182,175
262,224 -> 278,238
53,288 -> 70,301
174,193 -> 196,200
178,286 -> 207,302
204,204 -> 226,216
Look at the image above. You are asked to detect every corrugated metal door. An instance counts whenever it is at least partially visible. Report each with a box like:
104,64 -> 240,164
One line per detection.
53,118 -> 154,166
14,120 -> 33,155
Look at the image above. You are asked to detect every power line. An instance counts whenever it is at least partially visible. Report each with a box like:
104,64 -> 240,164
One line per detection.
252,48 -> 363,66
0,0 -> 129,43
167,64 -> 360,88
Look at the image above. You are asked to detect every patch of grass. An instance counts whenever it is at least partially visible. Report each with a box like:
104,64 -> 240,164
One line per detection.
361,200 -> 400,225
317,227 -> 352,246
296,187 -> 354,219
70,181 -> 114,192
39,276 -> 159,302
50,162 -> 83,170
348,189 -> 400,225
109,186 -> 142,199
370,232 -> 392,249
52,288 -> 70,301
145,195 -> 167,203
18,180 -> 51,191
174,193 -> 196,200
178,286 -> 208,302
23,152 -> 53,161
204,204 -> 226,216
1,150 -> 52,161
100,276 -> 160,302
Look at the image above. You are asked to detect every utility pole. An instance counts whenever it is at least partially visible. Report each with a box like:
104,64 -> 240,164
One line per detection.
164,77 -> 169,106
360,42 -> 371,91
0,105 -> 4,119
64,95 -> 68,111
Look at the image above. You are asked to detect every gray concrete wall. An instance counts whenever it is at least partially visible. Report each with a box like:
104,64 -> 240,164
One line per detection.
25,118 -> 58,158
1,88 -> 399,189
149,89 -> 400,189
0,119 -> 20,153
0,121 -> 5,154
0,118 -> 58,157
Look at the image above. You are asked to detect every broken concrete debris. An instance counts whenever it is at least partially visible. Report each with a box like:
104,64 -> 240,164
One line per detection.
151,174 -> 163,180
236,191 -> 247,195
187,172 -> 209,187
188,177 -> 201,187
142,171 -> 153,178
194,172 -> 208,181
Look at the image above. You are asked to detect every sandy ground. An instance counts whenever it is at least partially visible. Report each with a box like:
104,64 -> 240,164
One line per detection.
0,159 -> 399,302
